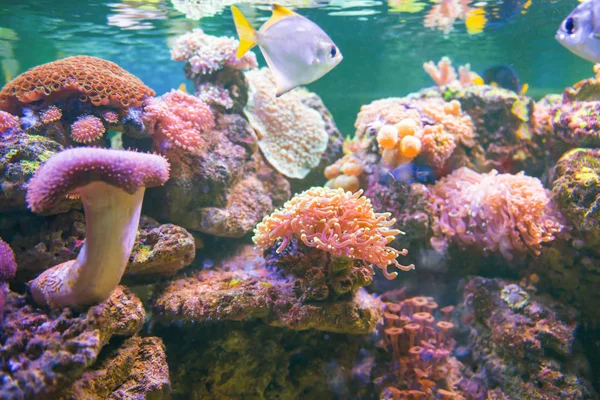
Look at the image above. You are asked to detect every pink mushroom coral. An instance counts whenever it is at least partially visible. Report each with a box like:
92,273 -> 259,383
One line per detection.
26,148 -> 170,308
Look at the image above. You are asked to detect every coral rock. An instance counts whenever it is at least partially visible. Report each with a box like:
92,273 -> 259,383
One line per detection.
57,336 -> 170,400
6,212 -> 194,282
152,245 -> 382,334
147,113 -> 291,238
0,132 -> 77,213
0,286 -> 145,399
552,148 -> 600,233
460,277 -> 596,399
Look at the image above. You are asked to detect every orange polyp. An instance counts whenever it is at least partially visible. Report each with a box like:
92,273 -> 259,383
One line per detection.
333,175 -> 360,193
400,135 -> 422,158
341,159 -> 364,177
377,124 -> 398,149
396,118 -> 419,137
324,164 -> 341,180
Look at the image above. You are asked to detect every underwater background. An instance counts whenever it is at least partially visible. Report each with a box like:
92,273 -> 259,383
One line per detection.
0,0 -> 600,399
0,0 -> 593,134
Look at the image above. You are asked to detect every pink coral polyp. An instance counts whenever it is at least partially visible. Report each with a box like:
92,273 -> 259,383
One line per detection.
143,90 -> 215,151
253,187 -> 414,279
429,167 -> 566,259
71,115 -> 106,143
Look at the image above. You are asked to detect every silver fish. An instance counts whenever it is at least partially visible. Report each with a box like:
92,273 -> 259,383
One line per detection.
232,4 -> 343,96
556,0 -> 600,63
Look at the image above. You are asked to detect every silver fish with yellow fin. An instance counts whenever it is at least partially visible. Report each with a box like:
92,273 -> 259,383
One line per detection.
556,0 -> 600,63
231,3 -> 343,97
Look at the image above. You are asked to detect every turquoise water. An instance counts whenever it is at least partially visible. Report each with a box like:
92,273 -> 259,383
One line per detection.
0,0 -> 591,133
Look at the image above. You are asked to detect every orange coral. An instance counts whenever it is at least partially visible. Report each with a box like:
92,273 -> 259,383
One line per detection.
324,153 -> 365,192
253,187 -> 414,279
0,56 -> 155,114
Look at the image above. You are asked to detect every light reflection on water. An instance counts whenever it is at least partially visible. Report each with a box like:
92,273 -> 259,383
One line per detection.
0,0 -> 592,133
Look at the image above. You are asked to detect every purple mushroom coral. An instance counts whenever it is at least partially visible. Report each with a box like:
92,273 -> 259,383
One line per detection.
26,148 -> 170,308
0,238 -> 17,322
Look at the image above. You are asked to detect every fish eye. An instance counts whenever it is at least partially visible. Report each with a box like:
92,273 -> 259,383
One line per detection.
565,17 -> 576,34
330,45 -> 337,58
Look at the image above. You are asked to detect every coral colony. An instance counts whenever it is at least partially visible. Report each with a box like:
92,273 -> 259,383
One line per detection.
0,24 -> 597,400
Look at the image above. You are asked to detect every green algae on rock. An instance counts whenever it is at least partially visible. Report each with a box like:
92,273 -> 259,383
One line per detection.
0,286 -> 144,399
152,245 -> 382,334
552,148 -> 600,233
0,132 -> 78,214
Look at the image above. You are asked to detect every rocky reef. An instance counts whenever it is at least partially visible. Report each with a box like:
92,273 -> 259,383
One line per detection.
0,37 -> 599,400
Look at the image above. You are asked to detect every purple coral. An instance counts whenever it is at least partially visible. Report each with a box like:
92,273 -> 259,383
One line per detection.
26,148 -> 170,308
429,167 -> 566,259
0,238 -> 17,323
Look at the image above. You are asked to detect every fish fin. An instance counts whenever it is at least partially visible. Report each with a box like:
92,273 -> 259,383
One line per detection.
178,83 -> 188,93
231,5 -> 257,59
261,48 -> 298,97
262,4 -> 298,31
520,83 -> 529,95
490,81 -> 499,88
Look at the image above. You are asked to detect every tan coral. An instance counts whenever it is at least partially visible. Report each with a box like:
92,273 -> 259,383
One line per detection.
244,68 -> 328,179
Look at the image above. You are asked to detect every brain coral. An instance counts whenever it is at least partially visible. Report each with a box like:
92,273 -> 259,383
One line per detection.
0,56 -> 155,114
253,187 -> 414,279
245,68 -> 329,179
429,167 -> 566,259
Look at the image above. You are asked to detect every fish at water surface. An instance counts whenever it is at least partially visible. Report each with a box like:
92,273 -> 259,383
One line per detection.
232,4 -> 343,97
556,0 -> 600,63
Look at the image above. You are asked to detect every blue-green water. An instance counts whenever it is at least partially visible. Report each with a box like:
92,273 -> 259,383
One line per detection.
0,0 -> 592,133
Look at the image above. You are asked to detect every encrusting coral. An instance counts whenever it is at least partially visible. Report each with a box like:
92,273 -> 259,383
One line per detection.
428,167 -> 566,259
253,187 -> 414,279
25,148 -> 170,308
245,68 -> 329,179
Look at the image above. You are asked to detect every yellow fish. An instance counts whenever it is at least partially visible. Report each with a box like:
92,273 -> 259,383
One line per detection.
232,4 -> 343,97
178,83 -> 188,93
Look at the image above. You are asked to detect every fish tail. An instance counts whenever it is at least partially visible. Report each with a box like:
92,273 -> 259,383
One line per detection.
231,5 -> 257,59
520,83 -> 529,95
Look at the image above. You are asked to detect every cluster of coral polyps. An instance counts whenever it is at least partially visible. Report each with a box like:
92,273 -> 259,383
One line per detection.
0,56 -> 155,147
253,187 -> 414,279
352,96 -> 476,175
377,296 -> 462,399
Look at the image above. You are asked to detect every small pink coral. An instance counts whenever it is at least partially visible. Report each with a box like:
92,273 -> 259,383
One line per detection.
101,110 -> 119,124
423,57 -> 457,86
429,167 -> 566,259
143,89 -> 215,151
40,106 -> 62,124
71,115 -> 106,143
424,0 -> 471,34
197,83 -> 234,109
0,110 -> 20,136
171,28 -> 257,76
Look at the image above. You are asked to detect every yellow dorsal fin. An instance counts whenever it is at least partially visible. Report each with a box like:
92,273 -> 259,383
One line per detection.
261,4 -> 298,31
231,5 -> 257,59
520,83 -> 529,95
